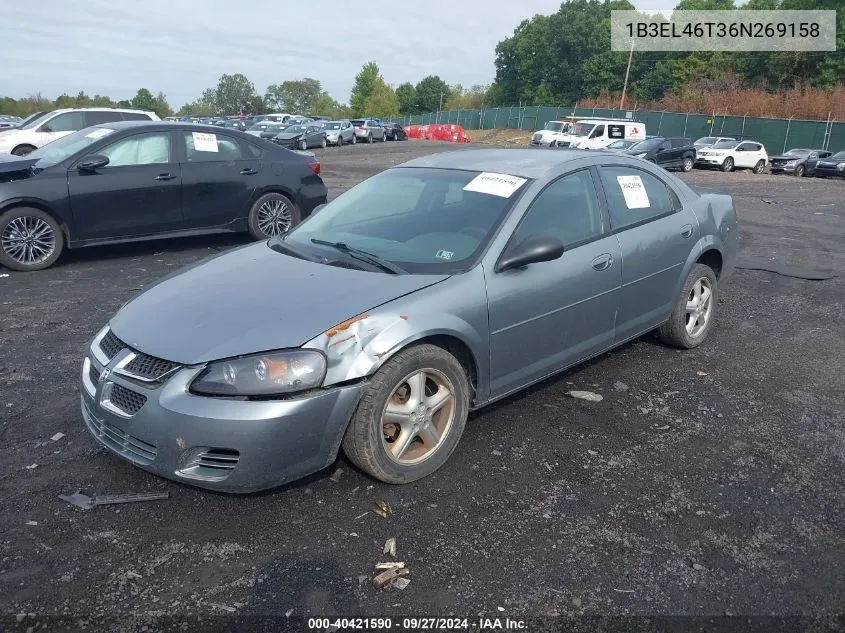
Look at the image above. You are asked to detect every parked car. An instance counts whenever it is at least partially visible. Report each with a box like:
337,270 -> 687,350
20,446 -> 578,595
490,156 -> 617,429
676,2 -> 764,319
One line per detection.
273,123 -> 327,150
813,151 -> 845,179
351,119 -> 386,143
77,148 -> 737,493
285,117 -> 314,126
693,136 -> 736,151
769,148 -> 832,177
0,111 -> 47,134
554,119 -> 646,149
221,119 -> 250,132
603,139 -> 638,151
0,122 -> 326,271
625,137 -> 696,172
383,123 -> 407,141
531,120 -> 577,146
0,115 -> 21,129
323,120 -> 356,146
258,113 -> 293,124
695,139 -> 768,173
246,122 -> 288,140
0,108 -> 160,156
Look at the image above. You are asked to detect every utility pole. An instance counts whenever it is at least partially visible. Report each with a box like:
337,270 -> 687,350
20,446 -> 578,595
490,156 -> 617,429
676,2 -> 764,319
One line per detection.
619,40 -> 634,111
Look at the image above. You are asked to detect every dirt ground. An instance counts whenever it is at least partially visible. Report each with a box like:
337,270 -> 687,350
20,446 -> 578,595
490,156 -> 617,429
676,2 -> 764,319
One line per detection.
1,140 -> 843,631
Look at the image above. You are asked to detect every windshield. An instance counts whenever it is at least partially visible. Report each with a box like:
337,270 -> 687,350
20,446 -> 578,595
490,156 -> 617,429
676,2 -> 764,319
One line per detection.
283,125 -> 304,134
784,149 -> 811,156
285,167 -> 529,274
607,140 -> 634,149
695,137 -> 716,144
573,123 -> 595,137
27,127 -> 117,169
543,122 -> 563,132
630,139 -> 662,152
21,111 -> 55,130
712,140 -> 739,149
326,123 -> 342,130
830,152 -> 845,160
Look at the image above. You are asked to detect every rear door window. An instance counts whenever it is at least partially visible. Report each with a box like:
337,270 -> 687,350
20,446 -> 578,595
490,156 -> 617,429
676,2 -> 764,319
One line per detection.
84,111 -> 124,126
42,112 -> 85,133
598,166 -> 677,231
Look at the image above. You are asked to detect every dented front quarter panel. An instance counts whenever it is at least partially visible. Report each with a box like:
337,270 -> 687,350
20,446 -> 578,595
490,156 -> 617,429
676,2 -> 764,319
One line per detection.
302,267 -> 491,403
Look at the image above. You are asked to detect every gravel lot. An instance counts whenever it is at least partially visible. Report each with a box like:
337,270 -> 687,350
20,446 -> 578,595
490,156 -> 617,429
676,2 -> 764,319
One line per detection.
1,140 -> 843,627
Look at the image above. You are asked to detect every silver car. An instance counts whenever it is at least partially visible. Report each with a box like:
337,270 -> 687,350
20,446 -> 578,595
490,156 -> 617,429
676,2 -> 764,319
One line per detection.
80,149 -> 738,493
323,120 -> 356,146
351,119 -> 386,143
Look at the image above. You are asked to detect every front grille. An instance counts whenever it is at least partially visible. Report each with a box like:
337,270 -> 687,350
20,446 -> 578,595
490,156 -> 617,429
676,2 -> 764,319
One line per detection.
110,384 -> 147,415
178,448 -> 240,482
84,403 -> 157,465
89,363 -> 100,386
125,353 -> 179,381
557,141 -> 570,148
99,330 -> 126,360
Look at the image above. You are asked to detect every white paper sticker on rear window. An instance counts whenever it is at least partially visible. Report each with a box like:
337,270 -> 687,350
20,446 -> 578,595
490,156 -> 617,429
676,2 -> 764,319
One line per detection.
463,172 -> 527,198
86,128 -> 116,140
192,132 -> 219,153
616,175 -> 650,209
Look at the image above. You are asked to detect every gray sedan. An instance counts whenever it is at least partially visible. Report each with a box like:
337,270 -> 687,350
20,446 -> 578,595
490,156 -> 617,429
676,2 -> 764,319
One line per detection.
80,149 -> 738,493
322,120 -> 356,146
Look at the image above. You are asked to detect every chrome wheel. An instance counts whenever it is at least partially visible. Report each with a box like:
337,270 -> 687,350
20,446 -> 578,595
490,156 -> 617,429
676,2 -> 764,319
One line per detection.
685,277 -> 713,338
1,215 -> 56,265
683,157 -> 693,172
256,198 -> 292,236
380,368 -> 456,466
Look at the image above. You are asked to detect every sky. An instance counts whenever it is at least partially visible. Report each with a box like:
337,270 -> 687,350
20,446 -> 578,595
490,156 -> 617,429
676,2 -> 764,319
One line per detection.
2,0 -> 680,107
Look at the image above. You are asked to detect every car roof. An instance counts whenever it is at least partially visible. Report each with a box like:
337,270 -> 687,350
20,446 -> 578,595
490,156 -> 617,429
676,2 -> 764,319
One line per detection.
50,107 -> 155,115
399,148 -> 599,179
89,121 -> 253,135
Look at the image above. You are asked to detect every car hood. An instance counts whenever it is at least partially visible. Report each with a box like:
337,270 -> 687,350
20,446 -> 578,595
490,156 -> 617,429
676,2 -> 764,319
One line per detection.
109,242 -> 450,365
0,154 -> 37,174
275,133 -> 302,140
770,154 -> 804,161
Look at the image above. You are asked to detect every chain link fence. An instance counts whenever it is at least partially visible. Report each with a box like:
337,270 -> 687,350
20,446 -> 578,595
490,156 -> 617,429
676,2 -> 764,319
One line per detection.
399,106 -> 844,153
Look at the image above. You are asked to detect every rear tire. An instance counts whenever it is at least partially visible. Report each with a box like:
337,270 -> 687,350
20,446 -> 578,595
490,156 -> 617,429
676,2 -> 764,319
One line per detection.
247,192 -> 300,240
682,156 -> 694,172
352,134 -> 357,144
299,139 -> 307,151
753,159 -> 765,174
658,263 -> 718,350
0,207 -> 64,272
341,344 -> 470,484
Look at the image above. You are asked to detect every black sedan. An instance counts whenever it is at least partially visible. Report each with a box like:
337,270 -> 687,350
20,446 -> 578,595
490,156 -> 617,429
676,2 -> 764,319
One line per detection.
0,122 -> 327,271
383,123 -> 407,141
769,148 -> 831,176
812,151 -> 845,179
272,124 -> 327,150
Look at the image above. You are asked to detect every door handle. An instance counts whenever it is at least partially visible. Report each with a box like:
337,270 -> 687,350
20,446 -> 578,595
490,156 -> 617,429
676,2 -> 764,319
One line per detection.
592,253 -> 613,271
155,173 -> 176,181
680,224 -> 693,238
240,168 -> 258,175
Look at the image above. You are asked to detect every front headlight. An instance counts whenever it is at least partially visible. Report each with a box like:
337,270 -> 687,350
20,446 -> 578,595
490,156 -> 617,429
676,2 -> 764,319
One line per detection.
784,160 -> 797,165
635,152 -> 648,158
190,350 -> 327,396
837,162 -> 845,170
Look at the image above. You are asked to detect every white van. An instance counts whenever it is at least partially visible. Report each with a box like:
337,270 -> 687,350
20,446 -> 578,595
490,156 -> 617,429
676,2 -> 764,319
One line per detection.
0,107 -> 160,156
260,112 -> 293,123
530,120 -> 576,146
555,119 -> 646,150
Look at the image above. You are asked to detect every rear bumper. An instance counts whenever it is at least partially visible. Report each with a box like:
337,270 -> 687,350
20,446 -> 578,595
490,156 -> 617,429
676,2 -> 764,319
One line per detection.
814,169 -> 844,178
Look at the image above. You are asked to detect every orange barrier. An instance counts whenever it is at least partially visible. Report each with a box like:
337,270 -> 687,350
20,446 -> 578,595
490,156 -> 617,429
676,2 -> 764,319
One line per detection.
404,124 -> 471,143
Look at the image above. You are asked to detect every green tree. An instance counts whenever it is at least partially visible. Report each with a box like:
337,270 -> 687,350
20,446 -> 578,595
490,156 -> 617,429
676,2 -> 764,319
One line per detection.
213,73 -> 258,115
531,83 -> 555,106
395,82 -> 416,114
265,78 -> 324,113
130,88 -> 157,112
350,62 -> 380,115
312,94 -> 350,118
363,79 -> 400,119
414,75 -> 451,113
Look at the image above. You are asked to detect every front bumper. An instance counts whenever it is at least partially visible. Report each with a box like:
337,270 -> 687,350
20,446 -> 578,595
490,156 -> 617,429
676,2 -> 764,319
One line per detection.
695,156 -> 725,167
770,163 -> 797,173
814,168 -> 845,178
80,331 -> 364,494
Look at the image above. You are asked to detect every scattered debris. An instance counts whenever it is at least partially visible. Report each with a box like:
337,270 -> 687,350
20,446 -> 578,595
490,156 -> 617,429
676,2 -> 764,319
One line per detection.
0,273 -> 9,278
358,575 -> 369,587
25,520 -> 38,526
25,464 -> 38,470
613,381 -> 629,392
59,490 -> 169,510
572,597 -> 582,608
566,390 -> 603,402
692,563 -> 704,571
761,198 -> 777,205
375,562 -> 405,571
373,566 -> 409,588
655,425 -> 670,431
491,449 -> 503,456
285,609 -> 294,617
613,588 -> 635,593
208,603 -> 236,613
497,607 -> 505,612
384,537 -> 397,557
696,371 -> 708,376
391,577 -> 411,590
330,468 -> 344,483
374,501 -> 392,519
50,432 -> 65,442
587,449 -> 599,456
349,532 -> 359,538
354,511 -> 370,520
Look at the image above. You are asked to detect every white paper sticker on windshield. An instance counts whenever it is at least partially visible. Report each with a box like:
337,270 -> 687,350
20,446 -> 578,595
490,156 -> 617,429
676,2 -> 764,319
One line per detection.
463,172 -> 527,198
192,132 -> 219,153
85,128 -> 116,140
616,175 -> 650,209
436,249 -> 454,260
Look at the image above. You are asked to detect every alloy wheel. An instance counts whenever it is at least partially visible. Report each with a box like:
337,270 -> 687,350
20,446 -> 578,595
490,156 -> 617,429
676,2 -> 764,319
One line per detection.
256,198 -> 292,236
685,277 -> 713,338
1,216 -> 56,266
380,368 -> 456,466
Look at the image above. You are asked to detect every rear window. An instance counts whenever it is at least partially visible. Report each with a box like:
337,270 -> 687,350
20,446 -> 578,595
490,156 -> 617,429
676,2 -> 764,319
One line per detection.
122,112 -> 154,121
351,120 -> 365,126
670,138 -> 692,148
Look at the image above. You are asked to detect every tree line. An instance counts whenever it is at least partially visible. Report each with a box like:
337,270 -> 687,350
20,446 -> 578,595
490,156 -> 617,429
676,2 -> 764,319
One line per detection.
2,0 -> 842,121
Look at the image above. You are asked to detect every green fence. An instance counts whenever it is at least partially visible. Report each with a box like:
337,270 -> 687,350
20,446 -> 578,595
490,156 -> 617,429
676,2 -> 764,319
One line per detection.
399,106 -> 844,153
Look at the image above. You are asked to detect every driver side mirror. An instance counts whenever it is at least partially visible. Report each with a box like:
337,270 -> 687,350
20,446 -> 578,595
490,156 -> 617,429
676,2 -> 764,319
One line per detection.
496,234 -> 565,273
77,155 -> 110,172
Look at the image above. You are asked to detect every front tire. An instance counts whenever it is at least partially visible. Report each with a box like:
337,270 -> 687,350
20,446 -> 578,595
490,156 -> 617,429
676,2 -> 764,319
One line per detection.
795,164 -> 805,177
753,159 -> 765,174
721,157 -> 734,172
367,134 -> 373,144
341,344 -> 470,484
0,207 -> 64,271
657,263 -> 718,349
321,137 -> 327,148
247,192 -> 299,239
682,156 -> 694,172
337,135 -> 343,147
12,145 -> 36,157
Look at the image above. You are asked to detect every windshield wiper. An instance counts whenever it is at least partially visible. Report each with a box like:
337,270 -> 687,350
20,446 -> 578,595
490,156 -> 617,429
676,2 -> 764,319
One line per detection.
310,239 -> 406,275
268,235 -> 322,262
